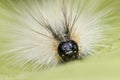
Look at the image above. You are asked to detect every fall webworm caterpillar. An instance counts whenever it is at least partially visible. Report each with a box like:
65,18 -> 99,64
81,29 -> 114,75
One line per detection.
0,0 -> 118,71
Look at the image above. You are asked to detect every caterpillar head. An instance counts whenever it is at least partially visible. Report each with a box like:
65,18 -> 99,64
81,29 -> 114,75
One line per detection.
58,40 -> 79,62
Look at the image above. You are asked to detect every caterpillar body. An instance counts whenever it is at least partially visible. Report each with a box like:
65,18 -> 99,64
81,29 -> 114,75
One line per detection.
0,0 -> 117,71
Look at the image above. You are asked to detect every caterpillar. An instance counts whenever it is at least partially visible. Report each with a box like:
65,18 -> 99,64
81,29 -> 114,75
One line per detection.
0,0 -> 118,71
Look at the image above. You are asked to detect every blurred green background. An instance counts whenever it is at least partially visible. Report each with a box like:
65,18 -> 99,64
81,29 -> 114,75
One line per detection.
0,0 -> 120,80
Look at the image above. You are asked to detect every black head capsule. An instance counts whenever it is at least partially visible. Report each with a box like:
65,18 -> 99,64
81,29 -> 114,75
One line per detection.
57,40 -> 79,62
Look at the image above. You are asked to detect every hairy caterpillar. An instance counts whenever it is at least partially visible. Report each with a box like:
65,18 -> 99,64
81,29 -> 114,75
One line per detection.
0,0 -> 118,71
